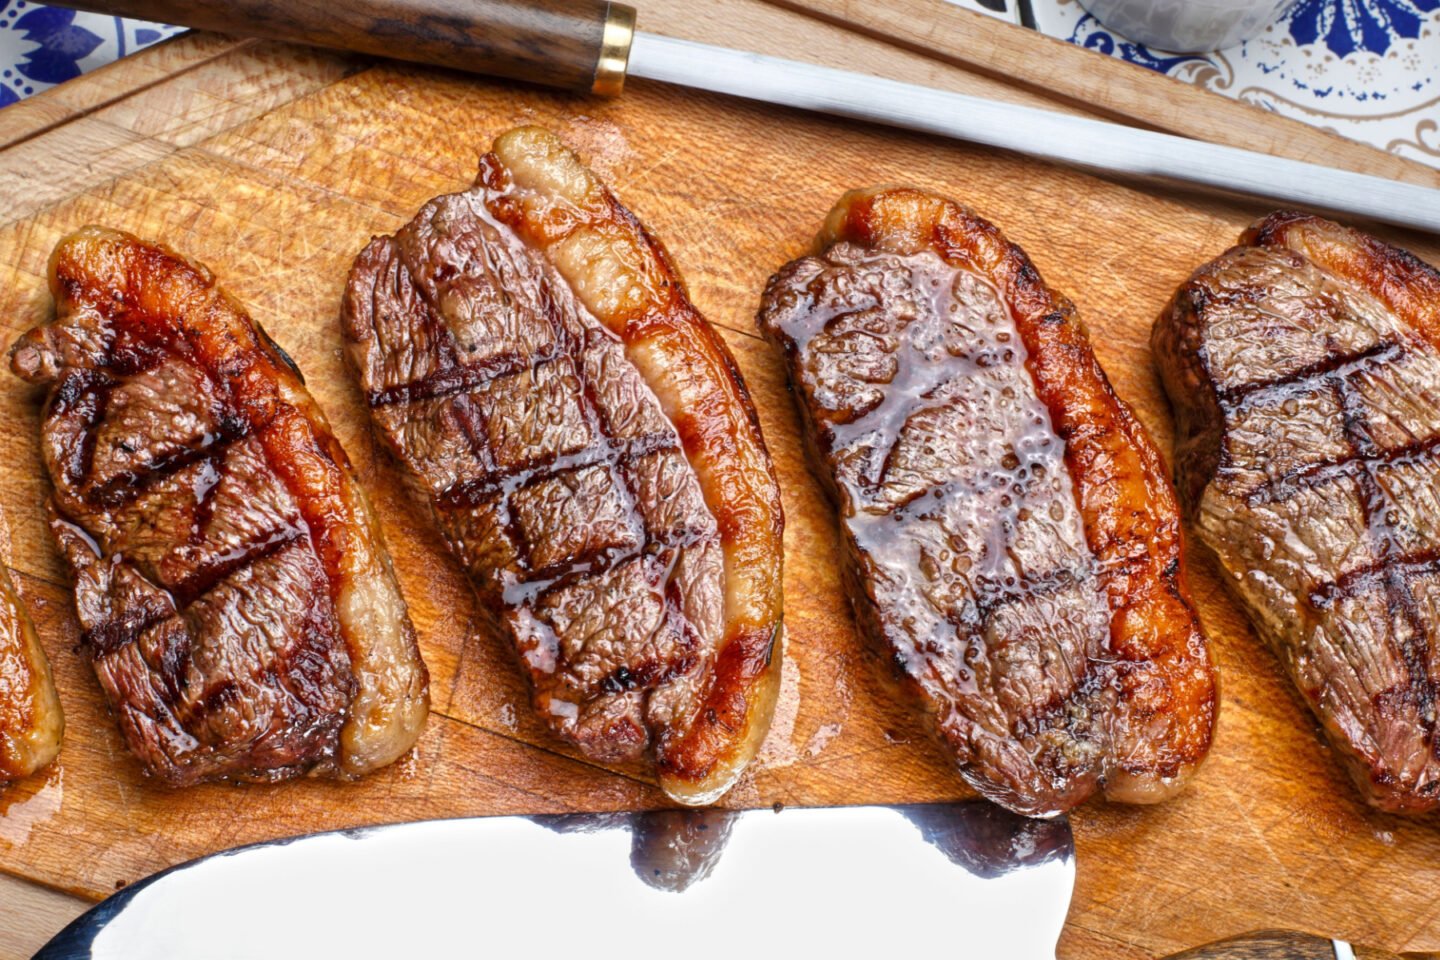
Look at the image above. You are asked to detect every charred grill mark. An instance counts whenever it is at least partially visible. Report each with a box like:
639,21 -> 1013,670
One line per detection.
1304,369 -> 1440,747
600,653 -> 699,696
154,627 -> 191,705
167,525 -> 306,609
600,665 -> 641,694
189,455 -> 224,546
1011,661 -> 1105,743
81,526 -> 309,658
1217,341 -> 1402,408
508,524 -> 715,611
54,304 -> 257,514
435,432 -> 681,511
187,679 -> 239,723
508,543 -> 634,602
1311,550 -> 1440,608
50,369 -> 113,487
51,367 -> 113,413
389,244 -> 531,573
764,186 -> 1218,812
366,350 -> 544,407
602,566 -> 707,701
569,322 -> 650,568
107,331 -> 171,379
930,566 -> 1097,739
1216,341 -> 1402,478
82,591 -> 174,657
489,295 -> 714,700
663,563 -> 705,658
1156,213 -> 1440,810
136,539 -> 344,742
339,132 -> 784,796
85,417 -> 248,508
1380,564 -> 1436,741
1336,378 -> 1379,459
1248,430 -> 1440,506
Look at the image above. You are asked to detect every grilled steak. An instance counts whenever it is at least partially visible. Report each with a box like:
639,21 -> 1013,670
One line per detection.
759,187 -> 1216,817
10,227 -> 428,785
342,126 -> 784,804
0,552 -> 62,782
1154,212 -> 1440,814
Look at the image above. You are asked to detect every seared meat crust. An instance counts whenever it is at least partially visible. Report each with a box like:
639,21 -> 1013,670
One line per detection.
760,187 -> 1215,817
10,227 -> 428,785
1154,212 -> 1440,814
342,127 -> 783,804
0,553 -> 62,783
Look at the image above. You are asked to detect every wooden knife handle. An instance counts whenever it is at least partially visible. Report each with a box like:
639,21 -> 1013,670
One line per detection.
48,0 -> 636,93
1161,930 -> 1413,959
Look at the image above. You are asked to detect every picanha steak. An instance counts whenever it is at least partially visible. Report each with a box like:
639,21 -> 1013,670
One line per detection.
342,126 -> 784,805
10,227 -> 429,785
0,538 -> 62,783
1154,212 -> 1440,814
758,186 -> 1216,817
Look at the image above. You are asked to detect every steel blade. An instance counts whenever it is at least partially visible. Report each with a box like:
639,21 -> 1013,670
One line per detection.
626,32 -> 1440,235
36,803 -> 1074,959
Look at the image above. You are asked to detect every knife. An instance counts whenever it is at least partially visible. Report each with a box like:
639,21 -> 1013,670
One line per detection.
44,0 -> 1440,235
32,802 -> 1386,959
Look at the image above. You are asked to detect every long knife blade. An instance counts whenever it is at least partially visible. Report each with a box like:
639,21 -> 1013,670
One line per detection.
36,803 -> 1075,960
41,1 -> 1440,234
626,32 -> 1440,235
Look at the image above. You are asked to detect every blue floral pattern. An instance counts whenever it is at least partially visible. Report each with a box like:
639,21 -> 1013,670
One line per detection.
1063,0 -> 1440,65
0,1 -> 181,105
14,5 -> 102,84
1037,0 -> 1440,168
1068,19 -> 1211,72
1286,0 -> 1440,56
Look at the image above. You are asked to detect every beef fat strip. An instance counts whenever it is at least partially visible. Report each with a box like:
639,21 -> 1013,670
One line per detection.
0,553 -> 62,783
1155,212 -> 1440,814
342,127 -> 784,805
11,227 -> 428,785
759,186 -> 1216,817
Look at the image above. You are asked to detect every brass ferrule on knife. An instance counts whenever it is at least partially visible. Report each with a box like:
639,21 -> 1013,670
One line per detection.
592,2 -> 637,96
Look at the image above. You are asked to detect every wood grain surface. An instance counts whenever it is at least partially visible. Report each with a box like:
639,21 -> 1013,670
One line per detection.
1,2 -> 1440,958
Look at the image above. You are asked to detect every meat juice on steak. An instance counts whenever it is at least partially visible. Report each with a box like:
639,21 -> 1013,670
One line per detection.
761,186 -> 1216,817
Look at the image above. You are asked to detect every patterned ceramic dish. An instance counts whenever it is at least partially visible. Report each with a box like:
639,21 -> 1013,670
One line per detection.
1078,0 -> 1297,50
1034,0 -> 1440,169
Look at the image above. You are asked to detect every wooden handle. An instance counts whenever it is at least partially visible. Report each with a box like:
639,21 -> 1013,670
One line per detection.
1162,930 -> 1410,959
49,0 -> 636,93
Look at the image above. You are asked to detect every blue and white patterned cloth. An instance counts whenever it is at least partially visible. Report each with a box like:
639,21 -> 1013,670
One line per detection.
0,0 -> 1436,168
0,1 -> 180,106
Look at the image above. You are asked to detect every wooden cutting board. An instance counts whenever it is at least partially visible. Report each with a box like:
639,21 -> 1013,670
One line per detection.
2,2 -> 1439,957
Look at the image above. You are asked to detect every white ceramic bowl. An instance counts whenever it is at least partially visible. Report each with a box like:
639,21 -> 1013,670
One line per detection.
1077,0 -> 1297,52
